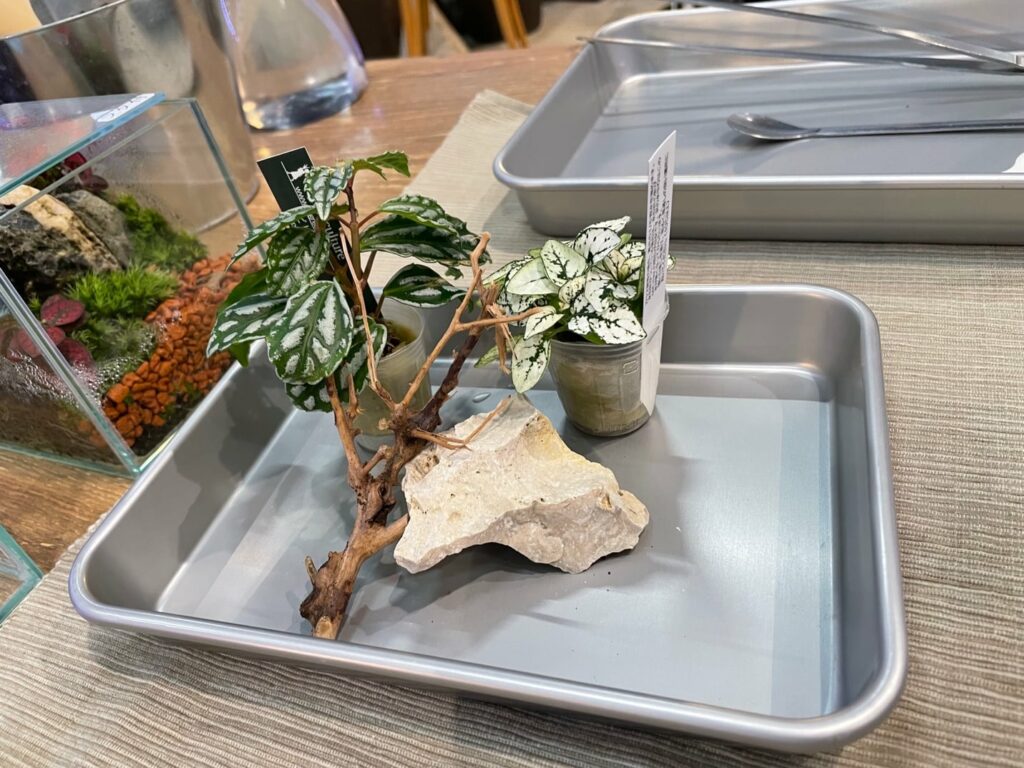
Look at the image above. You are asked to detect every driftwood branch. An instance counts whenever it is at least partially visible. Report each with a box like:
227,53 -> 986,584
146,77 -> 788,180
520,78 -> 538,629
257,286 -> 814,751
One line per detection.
301,233 -> 526,639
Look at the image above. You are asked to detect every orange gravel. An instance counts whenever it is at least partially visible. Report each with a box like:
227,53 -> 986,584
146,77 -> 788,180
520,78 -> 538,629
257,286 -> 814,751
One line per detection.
102,254 -> 253,449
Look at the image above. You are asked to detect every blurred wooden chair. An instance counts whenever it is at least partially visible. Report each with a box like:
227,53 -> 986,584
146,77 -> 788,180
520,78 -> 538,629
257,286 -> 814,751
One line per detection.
399,0 -> 528,56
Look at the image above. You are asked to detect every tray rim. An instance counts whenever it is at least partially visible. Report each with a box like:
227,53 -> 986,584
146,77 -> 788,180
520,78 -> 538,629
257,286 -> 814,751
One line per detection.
493,1 -> 1024,193
68,284 -> 906,753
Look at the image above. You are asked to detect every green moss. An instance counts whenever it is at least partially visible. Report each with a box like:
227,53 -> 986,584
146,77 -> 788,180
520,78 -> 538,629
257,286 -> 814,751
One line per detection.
71,316 -> 157,388
68,267 -> 178,320
113,194 -> 207,272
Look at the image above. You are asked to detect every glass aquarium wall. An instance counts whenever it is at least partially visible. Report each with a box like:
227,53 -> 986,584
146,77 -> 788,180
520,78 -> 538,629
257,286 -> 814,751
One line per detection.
0,95 -> 256,474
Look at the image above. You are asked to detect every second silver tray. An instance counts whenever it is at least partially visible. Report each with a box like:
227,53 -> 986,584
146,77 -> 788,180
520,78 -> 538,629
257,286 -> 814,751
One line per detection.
69,286 -> 905,753
494,0 -> 1024,244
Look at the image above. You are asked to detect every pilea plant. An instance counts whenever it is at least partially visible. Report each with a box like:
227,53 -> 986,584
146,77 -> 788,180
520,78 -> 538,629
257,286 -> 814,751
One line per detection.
479,216 -> 651,392
206,151 -> 540,639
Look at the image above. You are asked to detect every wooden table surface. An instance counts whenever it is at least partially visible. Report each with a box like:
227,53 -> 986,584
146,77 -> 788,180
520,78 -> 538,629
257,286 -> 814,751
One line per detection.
0,46 -> 576,572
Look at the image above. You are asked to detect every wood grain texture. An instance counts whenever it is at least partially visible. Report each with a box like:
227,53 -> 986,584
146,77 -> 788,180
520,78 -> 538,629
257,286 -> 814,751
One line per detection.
0,47 -> 575,572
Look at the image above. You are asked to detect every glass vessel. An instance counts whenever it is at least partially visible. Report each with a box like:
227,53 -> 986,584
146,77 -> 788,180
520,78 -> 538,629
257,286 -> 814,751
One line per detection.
548,318 -> 666,437
219,0 -> 368,130
354,301 -> 431,449
0,525 -> 41,622
0,93 -> 255,475
5,0 -> 258,201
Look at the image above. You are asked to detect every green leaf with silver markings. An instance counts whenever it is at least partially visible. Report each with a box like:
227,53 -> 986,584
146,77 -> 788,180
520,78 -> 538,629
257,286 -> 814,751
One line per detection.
285,320 -> 386,411
540,239 -> 586,286
337,318 -> 387,398
505,257 -> 556,296
361,216 -> 487,266
206,294 -> 287,356
267,280 -> 353,383
352,151 -> 410,179
266,226 -> 329,296
303,164 -> 352,220
285,375 -> 335,413
382,264 -> 465,306
378,194 -> 470,238
232,206 -> 315,262
524,306 -> 564,339
511,334 -> 550,393
219,268 -> 268,315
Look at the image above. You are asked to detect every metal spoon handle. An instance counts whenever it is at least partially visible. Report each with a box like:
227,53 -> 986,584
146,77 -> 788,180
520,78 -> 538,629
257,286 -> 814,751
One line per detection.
727,113 -> 1024,141
816,117 -> 1024,138
690,0 -> 1024,70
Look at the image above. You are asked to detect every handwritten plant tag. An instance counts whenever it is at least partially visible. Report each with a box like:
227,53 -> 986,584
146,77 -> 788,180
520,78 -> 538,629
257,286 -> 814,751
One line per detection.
640,132 -> 675,410
643,131 -> 675,333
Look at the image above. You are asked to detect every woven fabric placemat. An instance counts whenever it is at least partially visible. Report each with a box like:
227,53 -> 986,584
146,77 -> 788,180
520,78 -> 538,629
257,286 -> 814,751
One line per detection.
1,91 -> 1022,767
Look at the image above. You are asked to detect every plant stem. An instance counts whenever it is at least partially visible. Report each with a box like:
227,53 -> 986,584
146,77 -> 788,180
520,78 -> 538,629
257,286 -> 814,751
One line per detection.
301,230 -> 534,640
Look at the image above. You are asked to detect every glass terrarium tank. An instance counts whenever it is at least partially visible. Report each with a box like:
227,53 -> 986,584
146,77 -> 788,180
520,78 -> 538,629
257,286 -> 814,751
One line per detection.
0,94 -> 256,474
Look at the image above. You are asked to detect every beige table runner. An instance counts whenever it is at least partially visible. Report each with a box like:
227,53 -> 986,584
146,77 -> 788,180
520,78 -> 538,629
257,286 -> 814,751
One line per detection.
1,91 -> 1021,767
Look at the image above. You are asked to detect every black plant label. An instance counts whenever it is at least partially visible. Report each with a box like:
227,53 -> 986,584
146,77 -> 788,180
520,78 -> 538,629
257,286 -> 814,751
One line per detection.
257,147 -> 346,265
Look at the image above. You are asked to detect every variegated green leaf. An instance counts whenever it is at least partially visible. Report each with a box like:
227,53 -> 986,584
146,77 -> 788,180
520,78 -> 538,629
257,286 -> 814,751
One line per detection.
219,268 -> 268,313
337,318 -> 387,396
498,287 -> 537,317
540,240 -> 586,286
612,283 -> 637,300
382,264 -> 464,306
232,206 -> 316,262
361,216 -> 486,265
266,226 -> 329,296
303,164 -> 352,220
267,281 -> 353,383
286,377 -> 335,413
505,257 -> 556,296
377,194 -> 469,237
583,271 -> 617,313
524,306 -> 564,339
572,227 -> 620,263
284,320 -> 386,411
352,151 -> 410,179
588,216 -> 630,233
568,289 -> 595,336
528,247 -> 542,258
589,301 -> 646,344
558,275 -> 586,306
474,345 -> 500,368
599,248 -> 644,284
511,334 -> 550,393
206,294 -> 287,356
484,257 -> 529,286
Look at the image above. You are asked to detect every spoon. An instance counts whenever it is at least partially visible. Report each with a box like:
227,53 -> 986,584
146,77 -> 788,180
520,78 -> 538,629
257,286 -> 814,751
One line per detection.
727,112 -> 1024,141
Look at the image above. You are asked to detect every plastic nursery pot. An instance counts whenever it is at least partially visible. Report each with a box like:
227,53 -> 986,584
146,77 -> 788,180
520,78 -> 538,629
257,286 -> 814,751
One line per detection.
548,315 -> 666,438
354,301 -> 431,447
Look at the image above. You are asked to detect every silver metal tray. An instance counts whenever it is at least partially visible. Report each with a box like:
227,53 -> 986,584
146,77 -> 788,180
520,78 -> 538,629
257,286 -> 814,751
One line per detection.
494,0 -> 1024,244
70,286 -> 905,753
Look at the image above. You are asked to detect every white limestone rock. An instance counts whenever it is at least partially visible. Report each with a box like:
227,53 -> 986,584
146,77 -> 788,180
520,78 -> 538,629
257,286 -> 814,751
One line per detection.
395,396 -> 649,574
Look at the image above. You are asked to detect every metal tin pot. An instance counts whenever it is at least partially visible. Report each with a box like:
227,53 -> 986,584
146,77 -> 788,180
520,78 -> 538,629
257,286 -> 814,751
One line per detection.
548,317 -> 665,437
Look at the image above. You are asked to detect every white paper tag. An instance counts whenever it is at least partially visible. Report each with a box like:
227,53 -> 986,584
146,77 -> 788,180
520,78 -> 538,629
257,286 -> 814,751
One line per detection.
92,93 -> 156,124
643,131 -> 675,333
